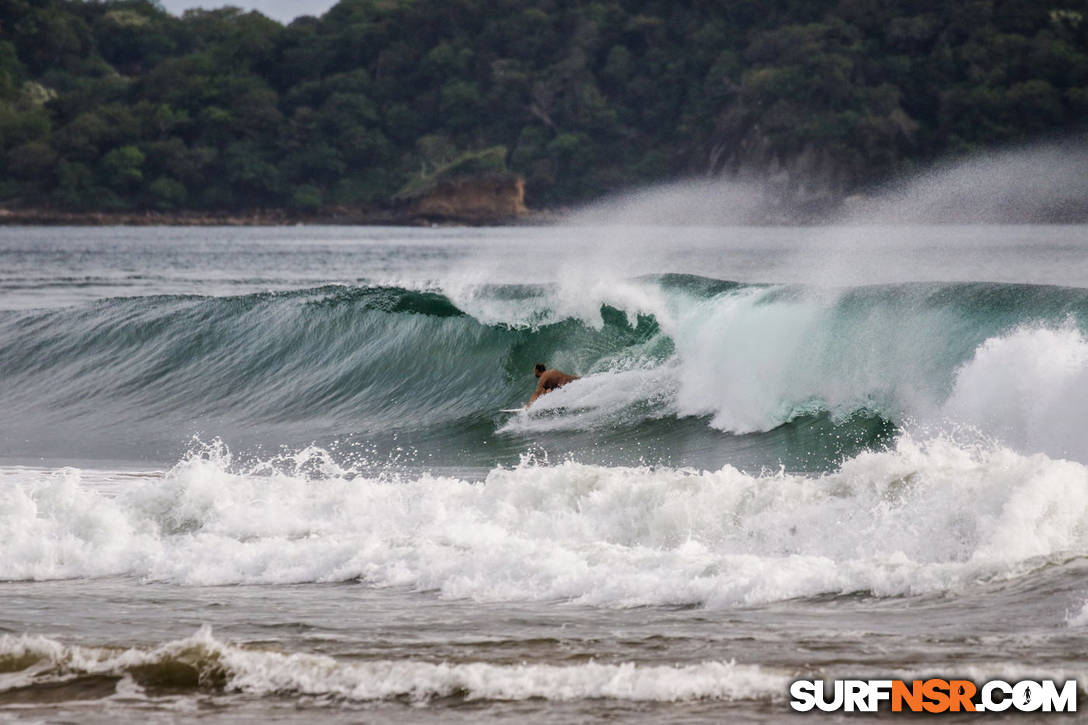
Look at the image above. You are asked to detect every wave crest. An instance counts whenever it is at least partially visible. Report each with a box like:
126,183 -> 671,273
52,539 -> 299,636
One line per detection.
0,628 -> 783,703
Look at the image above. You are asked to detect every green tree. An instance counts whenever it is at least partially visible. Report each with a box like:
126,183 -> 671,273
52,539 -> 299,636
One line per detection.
0,0 -> 1086,214
6,140 -> 56,182
99,144 -> 145,192
146,174 -> 187,209
0,41 -> 24,99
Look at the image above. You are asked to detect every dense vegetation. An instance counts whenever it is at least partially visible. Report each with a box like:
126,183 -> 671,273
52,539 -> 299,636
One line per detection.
1,0 -> 1087,213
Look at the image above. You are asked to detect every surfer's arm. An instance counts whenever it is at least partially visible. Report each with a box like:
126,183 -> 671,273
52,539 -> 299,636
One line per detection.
527,380 -> 547,406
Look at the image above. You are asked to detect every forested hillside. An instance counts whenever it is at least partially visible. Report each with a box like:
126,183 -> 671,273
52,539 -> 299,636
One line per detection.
1,0 -> 1086,215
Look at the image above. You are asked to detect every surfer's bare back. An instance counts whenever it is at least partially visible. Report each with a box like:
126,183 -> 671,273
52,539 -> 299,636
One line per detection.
528,363 -> 579,406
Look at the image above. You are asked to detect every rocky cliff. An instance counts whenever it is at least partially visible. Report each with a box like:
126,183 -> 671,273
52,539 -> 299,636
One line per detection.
395,172 -> 529,225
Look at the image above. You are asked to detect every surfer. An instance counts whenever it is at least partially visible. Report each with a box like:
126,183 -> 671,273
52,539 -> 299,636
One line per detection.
527,363 -> 579,406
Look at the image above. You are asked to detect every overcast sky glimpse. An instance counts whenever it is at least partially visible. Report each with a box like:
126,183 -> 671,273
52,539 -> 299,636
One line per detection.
158,0 -> 338,24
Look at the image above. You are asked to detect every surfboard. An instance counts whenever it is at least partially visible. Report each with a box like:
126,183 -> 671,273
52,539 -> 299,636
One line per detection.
499,408 -> 524,413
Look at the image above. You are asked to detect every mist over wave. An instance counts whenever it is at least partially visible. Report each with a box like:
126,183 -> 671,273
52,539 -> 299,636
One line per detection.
846,141 -> 1088,224
560,139 -> 1088,226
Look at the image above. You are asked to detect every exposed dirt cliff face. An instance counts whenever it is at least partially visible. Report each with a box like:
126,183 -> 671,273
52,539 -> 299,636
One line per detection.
399,173 -> 528,224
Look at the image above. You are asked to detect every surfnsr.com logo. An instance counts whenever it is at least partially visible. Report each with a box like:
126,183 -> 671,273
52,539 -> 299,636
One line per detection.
790,679 -> 1078,713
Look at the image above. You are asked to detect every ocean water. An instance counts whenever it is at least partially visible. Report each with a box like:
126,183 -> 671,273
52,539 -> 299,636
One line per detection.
1,223 -> 1087,722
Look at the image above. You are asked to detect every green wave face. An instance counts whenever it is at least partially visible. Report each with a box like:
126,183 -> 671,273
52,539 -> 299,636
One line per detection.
0,279 -> 1085,470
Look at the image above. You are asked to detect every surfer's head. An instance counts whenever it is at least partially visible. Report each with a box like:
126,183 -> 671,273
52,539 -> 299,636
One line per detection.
534,363 -> 546,377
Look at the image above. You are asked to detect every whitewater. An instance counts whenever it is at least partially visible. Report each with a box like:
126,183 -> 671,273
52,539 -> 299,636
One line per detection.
1,216 -> 1087,721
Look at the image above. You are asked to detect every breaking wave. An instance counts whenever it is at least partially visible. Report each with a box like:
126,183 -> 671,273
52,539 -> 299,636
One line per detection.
0,277 -> 1085,463
2,434 -> 1086,607
0,627 -> 784,703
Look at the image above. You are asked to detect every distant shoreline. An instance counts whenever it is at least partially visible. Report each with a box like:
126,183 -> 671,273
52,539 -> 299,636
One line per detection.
4,206 -> 1088,227
0,207 -> 564,227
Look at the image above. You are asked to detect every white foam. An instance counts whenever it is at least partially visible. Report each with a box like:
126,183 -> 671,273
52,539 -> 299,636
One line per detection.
444,274 -> 673,332
671,287 -> 831,432
1,437 -> 1086,607
942,325 -> 1088,461
0,628 -> 785,702
499,362 -> 678,434
1067,600 -> 1088,628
